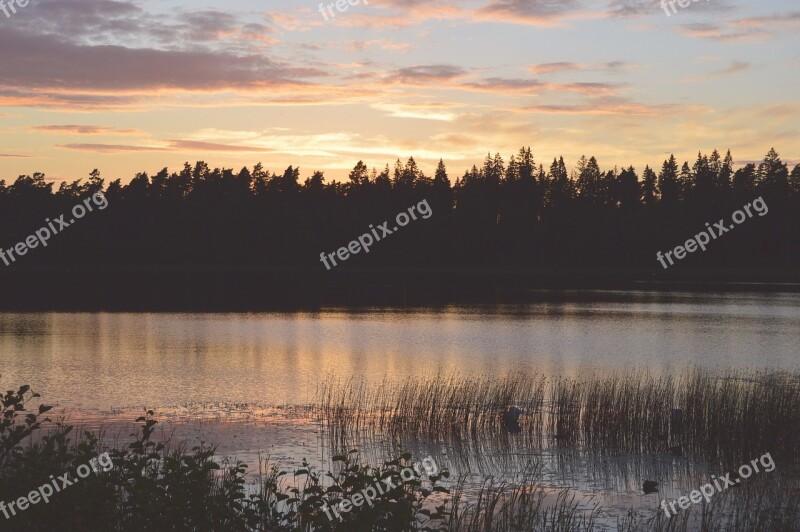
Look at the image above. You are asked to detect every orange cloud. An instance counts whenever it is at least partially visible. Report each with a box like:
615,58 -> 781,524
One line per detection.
30,125 -> 142,135
56,144 -> 169,153
676,22 -> 768,42
528,61 -> 636,75
516,97 -> 682,116
166,140 -> 271,153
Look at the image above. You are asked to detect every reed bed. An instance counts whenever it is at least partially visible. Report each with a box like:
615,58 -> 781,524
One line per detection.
446,475 -> 601,532
677,369 -> 800,460
315,367 -> 799,530
440,465 -> 799,531
317,372 -> 547,449
316,368 -> 800,462
619,474 -> 800,532
578,372 -> 675,452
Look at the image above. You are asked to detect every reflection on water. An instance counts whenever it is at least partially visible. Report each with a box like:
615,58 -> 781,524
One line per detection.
0,290 -> 798,410
2,291 -> 796,530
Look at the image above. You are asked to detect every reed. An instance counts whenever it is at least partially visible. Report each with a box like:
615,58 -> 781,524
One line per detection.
316,368 -> 800,462
318,371 -> 547,448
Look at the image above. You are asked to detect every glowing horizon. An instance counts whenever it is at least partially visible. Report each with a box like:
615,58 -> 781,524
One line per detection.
0,0 -> 798,184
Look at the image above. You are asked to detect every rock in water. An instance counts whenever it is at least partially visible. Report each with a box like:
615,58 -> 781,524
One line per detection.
504,406 -> 522,423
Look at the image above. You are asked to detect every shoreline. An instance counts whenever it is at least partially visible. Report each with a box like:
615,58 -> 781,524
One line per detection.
2,269 -> 800,311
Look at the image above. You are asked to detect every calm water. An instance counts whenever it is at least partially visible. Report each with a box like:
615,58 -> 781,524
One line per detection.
0,290 -> 798,411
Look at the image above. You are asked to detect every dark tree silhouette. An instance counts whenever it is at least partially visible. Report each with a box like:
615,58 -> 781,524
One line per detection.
658,155 -> 680,206
0,146 -> 798,309
641,165 -> 658,206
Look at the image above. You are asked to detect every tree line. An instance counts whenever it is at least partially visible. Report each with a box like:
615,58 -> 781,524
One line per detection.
1,147 -> 798,275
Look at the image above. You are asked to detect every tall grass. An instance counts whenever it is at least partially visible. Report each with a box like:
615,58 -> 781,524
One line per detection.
446,467 -> 601,532
318,372 -> 547,449
619,475 -> 800,531
317,368 -> 800,462
2,373 -> 797,530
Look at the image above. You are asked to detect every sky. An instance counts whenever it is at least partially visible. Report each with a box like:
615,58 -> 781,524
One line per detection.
0,0 -> 798,184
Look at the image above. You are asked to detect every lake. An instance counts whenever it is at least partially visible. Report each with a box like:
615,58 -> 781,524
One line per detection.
1,289 -> 798,528
1,290 -> 798,411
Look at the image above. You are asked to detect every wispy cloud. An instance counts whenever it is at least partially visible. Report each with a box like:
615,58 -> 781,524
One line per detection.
477,0 -> 583,25
608,0 -> 732,18
682,61 -> 751,82
2,0 -> 797,180
463,77 -> 622,96
528,61 -> 635,75
166,140 -> 270,152
730,10 -> 800,29
384,65 -> 468,85
371,102 -> 462,121
56,143 -> 168,153
30,125 -> 141,135
676,22 -> 768,42
516,96 -> 683,116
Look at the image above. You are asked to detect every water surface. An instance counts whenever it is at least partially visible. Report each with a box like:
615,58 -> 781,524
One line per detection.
0,290 -> 797,411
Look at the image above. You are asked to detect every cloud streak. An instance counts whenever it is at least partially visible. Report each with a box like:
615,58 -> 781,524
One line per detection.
30,125 -> 142,135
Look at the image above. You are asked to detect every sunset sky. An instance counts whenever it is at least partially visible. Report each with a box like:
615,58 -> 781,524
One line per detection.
0,0 -> 798,184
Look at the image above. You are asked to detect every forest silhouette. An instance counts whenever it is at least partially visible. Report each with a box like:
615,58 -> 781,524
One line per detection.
1,147 -> 798,309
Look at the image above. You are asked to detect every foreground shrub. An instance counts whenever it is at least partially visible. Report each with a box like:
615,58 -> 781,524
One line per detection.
0,385 -> 450,531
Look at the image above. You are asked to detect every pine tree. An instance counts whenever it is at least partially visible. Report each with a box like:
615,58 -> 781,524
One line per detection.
517,147 -> 535,184
375,164 -> 391,191
757,147 -> 789,195
303,171 -> 325,193
348,160 -> 369,187
679,161 -> 693,202
692,152 -> 715,204
392,159 -> 403,188
251,163 -> 269,196
641,165 -> 658,206
615,166 -> 640,209
434,159 -> 448,186
732,163 -> 757,198
790,164 -> 800,197
547,157 -> 572,208
718,150 -> 733,194
575,156 -> 602,203
658,155 -> 680,205
403,157 -> 420,186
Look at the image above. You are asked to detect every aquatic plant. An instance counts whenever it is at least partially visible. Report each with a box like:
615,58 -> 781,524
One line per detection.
317,369 -> 800,462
